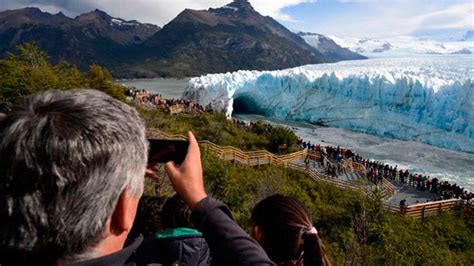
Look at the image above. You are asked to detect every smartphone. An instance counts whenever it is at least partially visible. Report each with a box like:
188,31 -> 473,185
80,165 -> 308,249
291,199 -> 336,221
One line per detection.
148,139 -> 189,164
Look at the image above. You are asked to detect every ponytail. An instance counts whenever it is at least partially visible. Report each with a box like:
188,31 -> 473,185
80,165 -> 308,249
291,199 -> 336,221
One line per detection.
302,228 -> 330,266
251,195 -> 332,265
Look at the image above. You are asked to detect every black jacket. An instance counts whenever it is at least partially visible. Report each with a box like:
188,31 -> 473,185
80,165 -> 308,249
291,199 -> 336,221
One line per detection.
67,197 -> 274,266
131,232 -> 210,265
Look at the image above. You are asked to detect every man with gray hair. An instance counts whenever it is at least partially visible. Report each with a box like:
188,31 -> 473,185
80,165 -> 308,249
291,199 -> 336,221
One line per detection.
0,89 -> 273,265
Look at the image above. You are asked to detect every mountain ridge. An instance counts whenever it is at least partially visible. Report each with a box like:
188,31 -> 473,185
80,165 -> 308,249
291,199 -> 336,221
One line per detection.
0,1 -> 366,78
119,0 -> 331,77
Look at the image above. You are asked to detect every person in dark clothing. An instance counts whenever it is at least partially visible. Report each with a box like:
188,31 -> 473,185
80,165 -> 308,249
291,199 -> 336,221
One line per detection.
399,199 -> 407,214
0,90 -> 273,266
128,196 -> 167,239
251,194 -> 331,266
131,195 -> 211,266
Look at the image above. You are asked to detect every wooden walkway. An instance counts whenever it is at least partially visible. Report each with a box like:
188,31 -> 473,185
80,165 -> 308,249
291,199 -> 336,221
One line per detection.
147,128 -> 464,218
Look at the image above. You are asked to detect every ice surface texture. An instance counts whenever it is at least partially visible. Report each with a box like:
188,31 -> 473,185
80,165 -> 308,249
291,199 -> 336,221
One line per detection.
183,56 -> 474,153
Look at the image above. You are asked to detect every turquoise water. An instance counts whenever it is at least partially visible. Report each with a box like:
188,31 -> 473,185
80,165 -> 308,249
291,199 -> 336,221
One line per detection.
118,78 -> 189,99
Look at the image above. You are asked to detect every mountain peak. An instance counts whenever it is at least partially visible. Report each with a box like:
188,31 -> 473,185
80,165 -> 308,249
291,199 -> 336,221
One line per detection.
76,8 -> 112,22
227,0 -> 253,10
20,7 -> 42,13
0,7 -> 71,25
16,7 -> 48,17
92,8 -> 111,19
208,0 -> 256,16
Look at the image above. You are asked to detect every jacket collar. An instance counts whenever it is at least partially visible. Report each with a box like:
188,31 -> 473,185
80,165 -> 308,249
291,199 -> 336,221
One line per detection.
66,235 -> 143,266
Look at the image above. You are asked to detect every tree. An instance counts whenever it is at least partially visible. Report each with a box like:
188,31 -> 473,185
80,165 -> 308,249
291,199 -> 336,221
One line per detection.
0,43 -> 126,113
86,64 -> 126,102
268,126 -> 297,152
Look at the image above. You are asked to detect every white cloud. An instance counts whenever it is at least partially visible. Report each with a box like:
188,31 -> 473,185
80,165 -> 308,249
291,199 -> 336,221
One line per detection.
250,0 -> 315,22
412,3 -> 474,30
310,1 -> 473,38
0,0 -> 314,26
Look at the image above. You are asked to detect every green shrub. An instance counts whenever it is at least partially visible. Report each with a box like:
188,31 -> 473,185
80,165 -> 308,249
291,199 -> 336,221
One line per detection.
0,43 -> 125,113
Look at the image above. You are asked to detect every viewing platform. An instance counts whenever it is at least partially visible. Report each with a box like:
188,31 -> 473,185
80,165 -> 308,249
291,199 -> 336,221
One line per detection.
147,128 -> 472,219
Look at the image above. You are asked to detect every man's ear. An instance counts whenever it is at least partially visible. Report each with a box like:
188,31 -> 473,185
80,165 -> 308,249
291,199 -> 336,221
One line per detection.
110,187 -> 140,236
250,225 -> 265,246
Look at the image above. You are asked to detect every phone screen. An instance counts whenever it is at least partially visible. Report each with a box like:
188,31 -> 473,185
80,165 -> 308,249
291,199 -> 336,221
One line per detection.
148,139 -> 189,164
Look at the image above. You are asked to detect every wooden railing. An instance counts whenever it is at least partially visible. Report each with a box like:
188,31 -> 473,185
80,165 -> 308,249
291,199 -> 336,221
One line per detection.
287,162 -> 363,192
147,129 -> 359,191
146,128 -> 461,218
199,140 -> 308,167
380,177 -> 396,197
383,202 -> 401,213
403,199 -> 460,219
147,129 -> 307,166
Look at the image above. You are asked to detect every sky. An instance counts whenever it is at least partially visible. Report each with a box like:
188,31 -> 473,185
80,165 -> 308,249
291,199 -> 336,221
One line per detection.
0,0 -> 472,38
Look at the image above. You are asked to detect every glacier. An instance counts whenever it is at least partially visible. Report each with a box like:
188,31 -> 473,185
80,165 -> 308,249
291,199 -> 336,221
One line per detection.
183,56 -> 474,153
328,35 -> 474,57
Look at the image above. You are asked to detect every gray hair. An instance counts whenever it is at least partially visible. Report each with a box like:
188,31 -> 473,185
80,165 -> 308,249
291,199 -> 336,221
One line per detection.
0,89 -> 148,262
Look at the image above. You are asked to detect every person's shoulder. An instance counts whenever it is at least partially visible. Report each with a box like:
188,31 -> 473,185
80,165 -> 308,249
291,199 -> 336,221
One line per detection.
130,235 -> 209,266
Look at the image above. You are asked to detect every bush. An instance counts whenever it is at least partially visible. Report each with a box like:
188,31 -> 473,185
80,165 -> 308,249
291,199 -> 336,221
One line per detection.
0,43 -> 125,113
267,126 -> 298,153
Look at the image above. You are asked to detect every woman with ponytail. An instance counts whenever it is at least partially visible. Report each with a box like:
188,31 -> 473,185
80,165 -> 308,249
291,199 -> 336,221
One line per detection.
251,194 -> 331,266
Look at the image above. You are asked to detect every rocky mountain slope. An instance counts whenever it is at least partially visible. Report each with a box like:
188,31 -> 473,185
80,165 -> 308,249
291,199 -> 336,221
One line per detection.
0,7 -> 159,70
0,1 -> 365,77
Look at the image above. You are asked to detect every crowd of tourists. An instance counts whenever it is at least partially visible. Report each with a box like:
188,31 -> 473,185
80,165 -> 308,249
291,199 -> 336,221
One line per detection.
125,88 -> 208,114
298,138 -> 357,177
296,137 -> 473,203
225,121 -> 473,204
0,89 -> 330,265
230,118 -> 277,133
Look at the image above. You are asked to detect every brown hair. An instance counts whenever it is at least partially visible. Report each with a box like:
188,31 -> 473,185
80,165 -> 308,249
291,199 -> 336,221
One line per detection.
160,194 -> 194,229
251,194 -> 330,266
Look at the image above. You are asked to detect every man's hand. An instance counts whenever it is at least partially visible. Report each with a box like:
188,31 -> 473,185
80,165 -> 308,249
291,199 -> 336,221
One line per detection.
165,131 -> 207,209
145,164 -> 160,180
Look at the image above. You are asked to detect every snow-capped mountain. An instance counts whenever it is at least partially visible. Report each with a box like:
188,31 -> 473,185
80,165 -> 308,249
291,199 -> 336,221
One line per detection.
330,35 -> 473,58
461,30 -> 474,41
183,56 -> 474,153
295,31 -> 365,61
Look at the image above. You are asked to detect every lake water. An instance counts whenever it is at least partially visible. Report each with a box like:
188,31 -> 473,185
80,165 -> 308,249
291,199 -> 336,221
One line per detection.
119,78 -> 474,191
118,78 -> 190,99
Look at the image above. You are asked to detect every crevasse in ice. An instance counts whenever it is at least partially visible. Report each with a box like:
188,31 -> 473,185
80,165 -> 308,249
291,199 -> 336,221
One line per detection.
183,56 -> 474,153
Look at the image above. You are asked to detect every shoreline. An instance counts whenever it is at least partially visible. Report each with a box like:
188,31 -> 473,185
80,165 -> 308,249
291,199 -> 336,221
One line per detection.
115,77 -> 192,82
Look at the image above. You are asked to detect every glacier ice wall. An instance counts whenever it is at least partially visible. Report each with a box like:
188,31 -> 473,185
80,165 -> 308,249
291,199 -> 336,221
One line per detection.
183,56 -> 474,153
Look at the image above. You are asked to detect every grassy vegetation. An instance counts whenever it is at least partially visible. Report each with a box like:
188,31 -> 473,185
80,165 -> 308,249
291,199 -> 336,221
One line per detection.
140,107 -> 300,153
